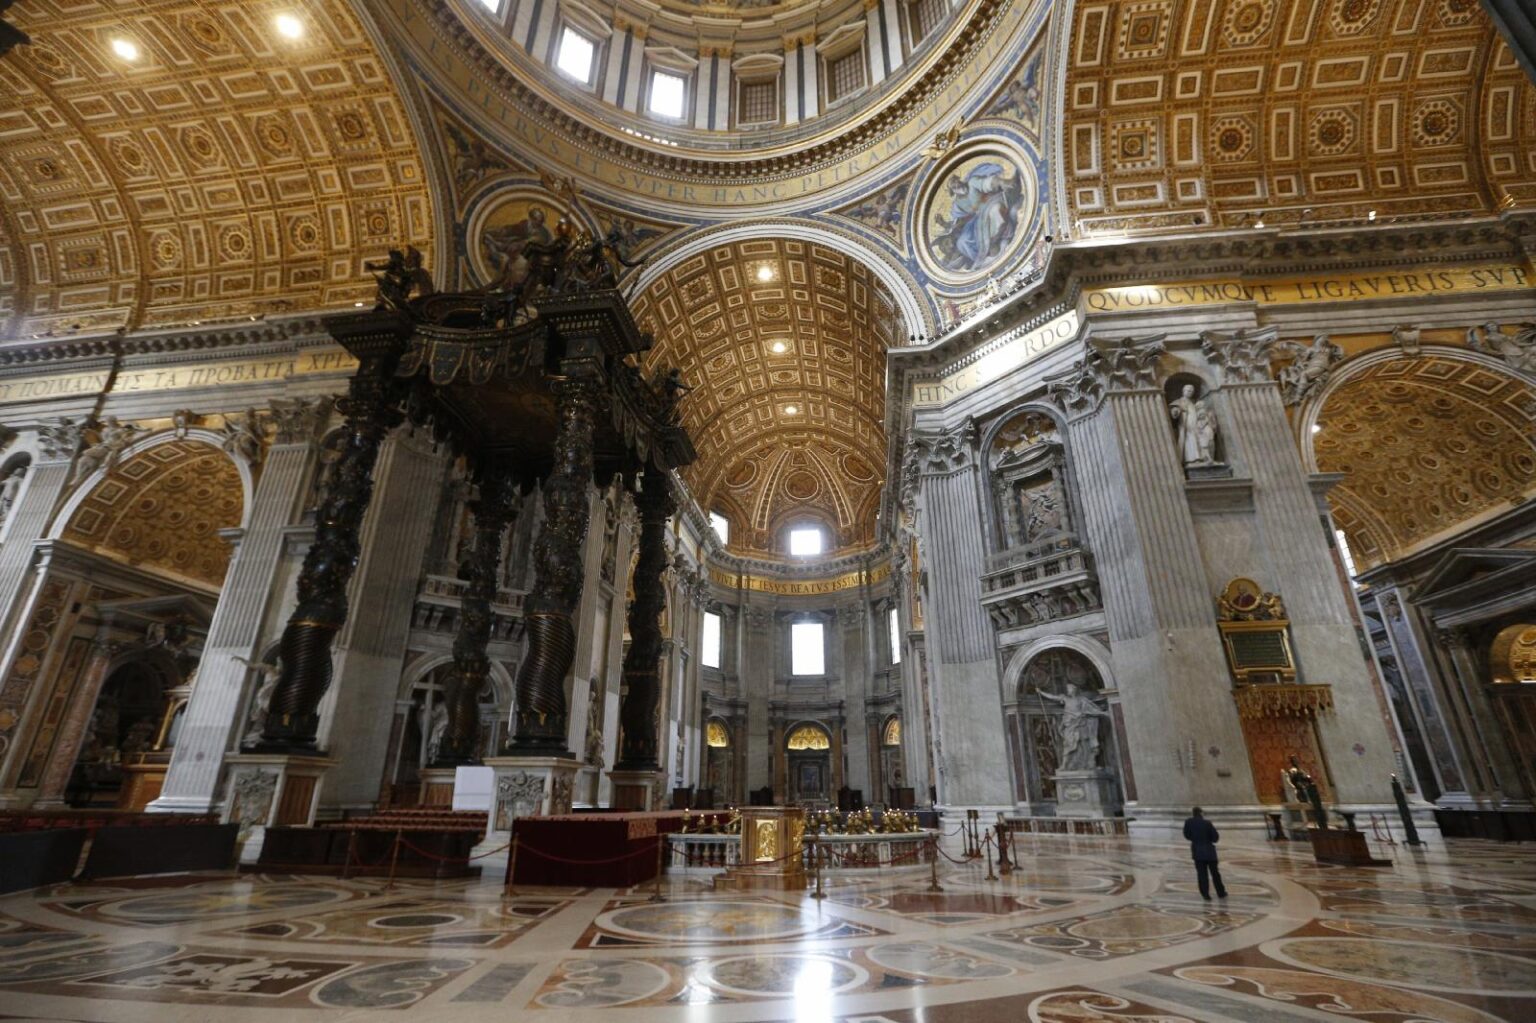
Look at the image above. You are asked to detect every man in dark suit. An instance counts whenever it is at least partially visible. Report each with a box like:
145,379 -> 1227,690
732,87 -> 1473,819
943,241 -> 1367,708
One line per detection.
1182,807 -> 1227,900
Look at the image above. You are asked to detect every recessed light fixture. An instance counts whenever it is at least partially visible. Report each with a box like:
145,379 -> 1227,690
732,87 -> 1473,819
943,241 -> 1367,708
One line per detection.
1253,213 -> 1265,229
769,340 -> 789,354
1367,209 -> 1377,222
111,38 -> 140,61
1311,424 -> 1322,435
756,264 -> 775,283
783,404 -> 799,415
275,13 -> 304,39
354,301 -> 366,308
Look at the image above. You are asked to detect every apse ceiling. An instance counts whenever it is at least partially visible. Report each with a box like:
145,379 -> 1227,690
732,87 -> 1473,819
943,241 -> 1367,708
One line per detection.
1314,355 -> 1536,572
631,239 -> 898,555
0,0 -> 433,339
1063,0 -> 1536,234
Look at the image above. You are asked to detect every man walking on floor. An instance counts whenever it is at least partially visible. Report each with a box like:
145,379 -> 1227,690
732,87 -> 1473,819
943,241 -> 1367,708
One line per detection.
1182,807 -> 1227,900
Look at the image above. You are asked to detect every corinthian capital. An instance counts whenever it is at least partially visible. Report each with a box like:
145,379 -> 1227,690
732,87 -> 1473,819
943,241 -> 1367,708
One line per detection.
1047,336 -> 1166,414
909,420 -> 976,475
1200,327 -> 1277,385
270,395 -> 337,445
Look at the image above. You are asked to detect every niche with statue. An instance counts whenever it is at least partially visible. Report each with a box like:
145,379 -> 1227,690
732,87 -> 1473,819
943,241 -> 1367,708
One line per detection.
1164,374 -> 1230,480
1011,648 -> 1124,818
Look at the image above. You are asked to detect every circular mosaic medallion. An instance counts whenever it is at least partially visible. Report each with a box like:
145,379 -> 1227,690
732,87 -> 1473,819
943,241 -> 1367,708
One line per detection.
596,900 -> 823,942
1264,937 -> 1536,994
465,187 -> 579,289
916,138 -> 1040,287
703,954 -> 865,996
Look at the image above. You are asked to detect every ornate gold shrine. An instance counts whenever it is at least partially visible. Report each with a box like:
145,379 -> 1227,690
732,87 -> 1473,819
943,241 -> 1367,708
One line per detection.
1233,683 -> 1335,721
713,806 -> 806,891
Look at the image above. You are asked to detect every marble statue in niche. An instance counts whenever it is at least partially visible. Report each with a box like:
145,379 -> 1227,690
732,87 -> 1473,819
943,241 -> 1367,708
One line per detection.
1168,383 -> 1219,468
1038,684 -> 1111,771
0,461 -> 25,528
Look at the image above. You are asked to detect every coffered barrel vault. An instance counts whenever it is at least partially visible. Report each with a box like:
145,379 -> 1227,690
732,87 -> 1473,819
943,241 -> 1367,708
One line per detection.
1062,0 -> 1536,234
0,0 -> 434,338
631,238 -> 898,554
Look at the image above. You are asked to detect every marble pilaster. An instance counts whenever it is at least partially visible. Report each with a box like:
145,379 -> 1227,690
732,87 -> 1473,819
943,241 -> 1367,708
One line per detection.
910,423 -> 1011,808
1051,337 -> 1254,820
150,439 -> 315,813
317,431 -> 447,811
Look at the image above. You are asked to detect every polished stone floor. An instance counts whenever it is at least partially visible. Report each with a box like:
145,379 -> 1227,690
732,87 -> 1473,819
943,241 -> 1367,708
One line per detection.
2,829 -> 1533,1021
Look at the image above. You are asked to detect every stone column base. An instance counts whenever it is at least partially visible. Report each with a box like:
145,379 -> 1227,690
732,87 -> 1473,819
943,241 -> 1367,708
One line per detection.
223,753 -> 334,864
1053,769 -> 1120,818
479,756 -> 580,855
608,769 -> 667,811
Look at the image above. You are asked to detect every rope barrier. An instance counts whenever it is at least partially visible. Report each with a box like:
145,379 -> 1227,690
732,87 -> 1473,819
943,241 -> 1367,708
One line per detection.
515,840 -> 663,866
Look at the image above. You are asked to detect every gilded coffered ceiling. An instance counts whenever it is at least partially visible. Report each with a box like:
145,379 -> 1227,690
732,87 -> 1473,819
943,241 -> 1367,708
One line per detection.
631,239 -> 897,554
1314,354 -> 1536,572
61,439 -> 245,588
1063,0 -> 1536,234
0,0 -> 433,339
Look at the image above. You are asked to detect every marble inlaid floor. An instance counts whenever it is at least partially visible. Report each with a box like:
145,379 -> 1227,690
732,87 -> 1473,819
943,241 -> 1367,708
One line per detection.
2,830 -> 1533,1021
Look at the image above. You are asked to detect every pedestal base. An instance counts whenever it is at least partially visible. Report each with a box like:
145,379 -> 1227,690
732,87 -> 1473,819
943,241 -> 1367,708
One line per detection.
714,807 -> 806,891
608,769 -> 667,811
479,756 -> 580,854
1053,770 -> 1120,818
417,767 -> 457,807
223,753 -> 333,864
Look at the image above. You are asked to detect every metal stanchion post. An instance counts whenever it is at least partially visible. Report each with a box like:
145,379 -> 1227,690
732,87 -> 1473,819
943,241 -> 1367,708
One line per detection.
504,834 -> 520,898
926,835 -> 944,892
996,822 -> 1013,875
984,832 -> 998,881
650,838 -> 665,903
810,837 -> 825,900
384,829 -> 402,892
342,829 -> 357,880
1391,774 -> 1423,846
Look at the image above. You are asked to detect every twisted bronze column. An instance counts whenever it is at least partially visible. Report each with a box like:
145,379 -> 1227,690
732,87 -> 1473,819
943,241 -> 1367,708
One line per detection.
434,463 -> 517,765
510,378 -> 601,754
257,355 -> 403,752
615,467 -> 675,770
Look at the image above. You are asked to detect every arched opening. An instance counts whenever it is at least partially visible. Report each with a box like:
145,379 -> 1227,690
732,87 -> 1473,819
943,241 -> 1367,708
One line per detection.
66,653 -> 183,809
784,721 -> 833,805
1310,353 -> 1536,574
1488,623 -> 1536,786
1011,647 -> 1122,815
388,661 -> 509,806
703,717 -> 733,809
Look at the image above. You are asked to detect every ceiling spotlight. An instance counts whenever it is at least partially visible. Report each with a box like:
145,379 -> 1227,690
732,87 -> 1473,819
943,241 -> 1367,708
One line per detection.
783,404 -> 799,415
1253,212 -> 1265,229
1367,209 -> 1377,222
756,264 -> 775,283
1311,424 -> 1322,435
769,340 -> 789,354
111,38 -> 140,61
274,13 -> 304,39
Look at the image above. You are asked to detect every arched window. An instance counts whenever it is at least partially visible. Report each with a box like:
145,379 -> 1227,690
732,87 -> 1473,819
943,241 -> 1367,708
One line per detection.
882,717 -> 901,747
706,720 -> 731,748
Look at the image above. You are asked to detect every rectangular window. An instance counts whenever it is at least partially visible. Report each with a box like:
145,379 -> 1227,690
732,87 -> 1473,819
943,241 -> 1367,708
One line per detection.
912,0 -> 947,43
791,621 -> 825,676
709,511 -> 730,544
789,527 -> 823,556
889,606 -> 902,664
702,611 -> 722,669
827,50 -> 866,104
555,26 -> 596,84
738,79 -> 778,124
648,70 -> 687,119
1334,528 -> 1359,581
475,0 -> 501,11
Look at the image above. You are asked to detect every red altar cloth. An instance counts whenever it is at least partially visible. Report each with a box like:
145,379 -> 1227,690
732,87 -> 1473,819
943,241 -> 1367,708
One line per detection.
509,811 -> 691,887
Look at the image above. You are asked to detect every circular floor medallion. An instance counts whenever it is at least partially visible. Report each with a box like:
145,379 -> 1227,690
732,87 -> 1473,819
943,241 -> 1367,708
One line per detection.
596,900 -> 824,942
702,954 -> 865,997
